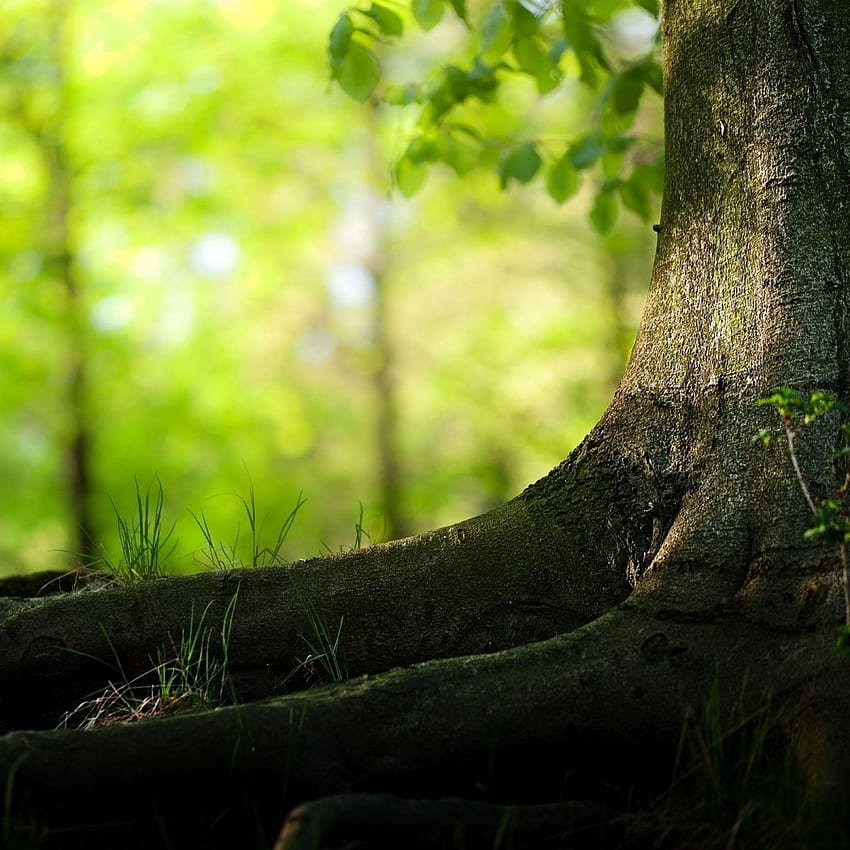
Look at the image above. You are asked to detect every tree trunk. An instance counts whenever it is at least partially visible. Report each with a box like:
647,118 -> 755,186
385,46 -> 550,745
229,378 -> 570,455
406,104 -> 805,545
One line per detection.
3,0 -> 850,847
46,0 -> 97,566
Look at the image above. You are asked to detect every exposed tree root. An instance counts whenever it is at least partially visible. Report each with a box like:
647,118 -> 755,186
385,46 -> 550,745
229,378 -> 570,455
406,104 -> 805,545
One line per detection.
0,430 -> 653,731
1,407 -> 847,848
0,597 -> 840,848
274,794 -> 616,850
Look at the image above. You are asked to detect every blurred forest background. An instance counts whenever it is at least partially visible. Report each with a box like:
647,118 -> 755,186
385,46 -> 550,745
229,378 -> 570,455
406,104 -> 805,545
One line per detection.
0,0 -> 660,577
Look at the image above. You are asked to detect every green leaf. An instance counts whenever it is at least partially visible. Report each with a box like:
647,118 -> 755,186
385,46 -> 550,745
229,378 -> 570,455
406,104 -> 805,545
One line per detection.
413,0 -> 444,31
832,625 -> 850,655
498,142 -> 542,189
440,130 -> 478,175
805,499 -> 850,544
756,388 -> 847,424
383,84 -> 419,105
362,3 -> 404,37
757,388 -> 805,420
406,136 -> 439,164
334,42 -> 381,102
395,155 -> 428,197
643,156 -> 665,194
448,0 -> 468,21
546,155 -> 579,204
804,391 -> 845,423
752,428 -> 774,445
612,69 -> 644,115
600,147 -> 624,178
328,13 -> 354,68
421,66 -> 466,125
634,0 -> 660,16
590,188 -> 619,234
481,2 -> 511,63
588,0 -> 632,17
562,4 -> 601,85
641,60 -> 663,95
512,3 -> 539,37
514,37 -> 559,93
568,134 -> 604,170
450,122 -> 483,141
549,38 -> 569,65
619,175 -> 651,220
465,59 -> 499,99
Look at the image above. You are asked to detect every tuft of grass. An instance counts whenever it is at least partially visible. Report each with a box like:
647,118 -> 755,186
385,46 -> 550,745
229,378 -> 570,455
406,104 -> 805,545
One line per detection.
155,590 -> 240,709
638,682 -> 812,850
285,573 -> 347,685
319,502 -> 373,555
60,591 -> 240,728
97,477 -> 176,585
352,502 -> 371,552
192,482 -> 306,571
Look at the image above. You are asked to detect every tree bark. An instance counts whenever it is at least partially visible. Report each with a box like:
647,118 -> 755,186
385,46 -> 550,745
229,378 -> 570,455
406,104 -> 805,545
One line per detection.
3,0 -> 850,847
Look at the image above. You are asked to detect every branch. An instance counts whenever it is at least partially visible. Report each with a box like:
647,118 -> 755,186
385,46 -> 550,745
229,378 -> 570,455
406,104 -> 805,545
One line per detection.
785,423 -> 817,515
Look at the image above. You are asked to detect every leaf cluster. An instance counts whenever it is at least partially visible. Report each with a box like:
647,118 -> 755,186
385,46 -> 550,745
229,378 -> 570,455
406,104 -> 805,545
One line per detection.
755,389 -> 850,629
756,388 -> 847,431
328,0 -> 664,229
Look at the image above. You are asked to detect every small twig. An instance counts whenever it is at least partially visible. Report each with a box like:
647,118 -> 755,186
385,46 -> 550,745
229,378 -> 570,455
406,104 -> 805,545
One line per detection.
784,423 -> 817,514
840,543 -> 850,627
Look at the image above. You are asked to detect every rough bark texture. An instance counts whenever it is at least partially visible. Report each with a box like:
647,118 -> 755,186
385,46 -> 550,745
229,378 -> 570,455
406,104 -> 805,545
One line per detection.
3,0 -> 850,847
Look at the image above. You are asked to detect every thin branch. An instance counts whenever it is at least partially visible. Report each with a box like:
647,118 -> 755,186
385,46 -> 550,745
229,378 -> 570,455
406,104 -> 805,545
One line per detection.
785,424 -> 817,514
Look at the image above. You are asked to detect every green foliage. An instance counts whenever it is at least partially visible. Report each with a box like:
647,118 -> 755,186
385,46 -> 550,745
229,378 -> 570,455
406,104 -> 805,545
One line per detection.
834,624 -> 850,653
611,67 -> 644,114
756,389 -> 850,629
756,388 -> 847,427
413,0 -> 444,31
590,184 -> 619,234
569,133 -> 605,169
329,12 -> 355,64
362,3 -> 404,37
635,0 -> 659,13
333,39 -> 381,102
546,153 -> 579,203
327,0 -> 664,217
805,499 -> 850,546
395,153 -> 429,196
498,142 -> 542,188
